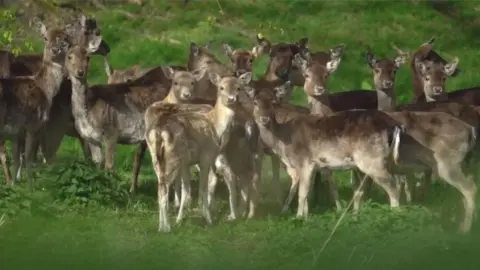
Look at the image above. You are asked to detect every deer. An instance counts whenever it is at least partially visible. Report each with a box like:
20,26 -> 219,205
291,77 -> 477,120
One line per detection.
64,39 -> 208,175
7,14 -> 111,182
129,40 -> 295,196
251,94 -> 404,218
0,18 -> 76,186
144,71 -> 251,232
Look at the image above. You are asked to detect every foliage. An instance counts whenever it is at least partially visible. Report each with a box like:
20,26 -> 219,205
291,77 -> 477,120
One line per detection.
43,161 -> 129,208
0,184 -> 34,217
0,9 -> 33,55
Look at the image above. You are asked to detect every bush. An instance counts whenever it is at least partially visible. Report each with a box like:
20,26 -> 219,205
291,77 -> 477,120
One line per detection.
44,161 -> 129,208
0,184 -> 34,217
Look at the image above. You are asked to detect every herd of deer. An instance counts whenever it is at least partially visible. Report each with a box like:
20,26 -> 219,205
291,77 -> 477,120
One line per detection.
0,13 -> 479,233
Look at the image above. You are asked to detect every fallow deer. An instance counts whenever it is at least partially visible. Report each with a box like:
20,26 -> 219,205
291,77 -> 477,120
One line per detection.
65,43 -> 204,172
145,72 -> 251,232
9,14 -> 111,178
251,95 -> 403,218
0,19 -> 74,185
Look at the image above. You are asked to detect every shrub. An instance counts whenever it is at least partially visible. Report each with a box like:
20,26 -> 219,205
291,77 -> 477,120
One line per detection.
44,161 -> 129,208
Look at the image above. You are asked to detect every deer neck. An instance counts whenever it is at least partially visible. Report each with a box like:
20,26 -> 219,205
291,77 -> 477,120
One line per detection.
34,60 -> 65,102
206,101 -> 235,138
163,91 -> 180,104
69,75 -> 92,131
410,61 -> 425,102
375,86 -> 396,112
308,94 -> 333,117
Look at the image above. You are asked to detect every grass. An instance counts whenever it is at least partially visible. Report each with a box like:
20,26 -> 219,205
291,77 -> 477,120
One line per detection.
2,0 -> 480,269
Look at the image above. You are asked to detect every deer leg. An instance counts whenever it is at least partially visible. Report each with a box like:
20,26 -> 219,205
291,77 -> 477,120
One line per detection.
436,162 -> 476,233
213,154 -> 237,221
24,131 -> 38,190
415,169 -> 432,202
0,138 -> 12,185
270,154 -> 282,206
11,136 -> 25,184
296,164 -> 315,218
357,159 -> 400,209
282,165 -> 300,214
130,142 -> 147,194
248,152 -> 263,219
175,166 -> 191,225
352,171 -> 369,215
199,159 -> 214,225
88,142 -> 104,168
324,169 -> 341,211
173,177 -> 182,208
104,135 -> 118,171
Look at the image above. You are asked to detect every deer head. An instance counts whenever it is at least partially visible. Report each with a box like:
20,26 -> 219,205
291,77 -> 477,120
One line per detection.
294,45 -> 343,97
366,45 -> 408,90
221,42 -> 255,76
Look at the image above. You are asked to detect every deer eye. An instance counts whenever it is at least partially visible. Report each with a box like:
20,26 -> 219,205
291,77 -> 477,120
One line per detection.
220,86 -> 225,91
68,55 -> 72,60
425,76 -> 430,81
174,82 -> 178,85
374,68 -> 380,73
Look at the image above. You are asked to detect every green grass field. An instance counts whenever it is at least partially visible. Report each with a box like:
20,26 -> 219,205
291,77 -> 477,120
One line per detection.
2,1 -> 480,269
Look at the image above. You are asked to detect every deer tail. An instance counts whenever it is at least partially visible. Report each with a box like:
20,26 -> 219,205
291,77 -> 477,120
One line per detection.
391,125 -> 403,165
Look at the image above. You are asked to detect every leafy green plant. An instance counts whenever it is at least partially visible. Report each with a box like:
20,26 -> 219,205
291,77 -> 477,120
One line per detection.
0,9 -> 34,55
0,185 -> 34,217
44,161 -> 129,208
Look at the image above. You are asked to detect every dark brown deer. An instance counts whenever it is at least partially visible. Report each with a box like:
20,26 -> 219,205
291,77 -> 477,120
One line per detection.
0,19 -> 74,185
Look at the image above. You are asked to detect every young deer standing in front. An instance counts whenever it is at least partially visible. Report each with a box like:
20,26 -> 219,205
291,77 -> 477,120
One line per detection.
145,72 -> 251,232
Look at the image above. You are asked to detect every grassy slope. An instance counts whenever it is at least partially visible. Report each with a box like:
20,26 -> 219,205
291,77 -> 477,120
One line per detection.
2,1 -> 480,269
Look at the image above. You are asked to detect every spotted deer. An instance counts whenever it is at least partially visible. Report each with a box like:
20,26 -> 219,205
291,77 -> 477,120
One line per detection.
130,41 -> 295,197
251,95 -> 403,218
65,41 -> 206,173
0,19 -> 74,185
145,72 -> 251,232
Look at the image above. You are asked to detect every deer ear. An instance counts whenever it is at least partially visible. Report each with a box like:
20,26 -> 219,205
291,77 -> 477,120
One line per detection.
394,54 -> 407,68
31,17 -> 47,38
87,35 -> 103,54
222,42 -> 234,59
190,42 -> 200,56
444,57 -> 459,77
163,66 -> 175,80
326,58 -> 341,73
366,50 -> 376,68
330,44 -> 345,59
294,54 -> 308,72
205,40 -> 213,50
238,71 -> 252,85
78,14 -> 87,30
104,57 -> 113,77
192,68 -> 206,81
415,61 -> 427,76
209,72 -> 222,86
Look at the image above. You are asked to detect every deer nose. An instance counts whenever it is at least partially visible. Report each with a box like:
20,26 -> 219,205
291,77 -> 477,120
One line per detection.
77,70 -> 85,77
383,80 -> 393,88
235,69 -> 247,76
432,86 -> 443,95
181,92 -> 192,99
227,95 -> 237,104
313,85 -> 325,95
259,116 -> 270,125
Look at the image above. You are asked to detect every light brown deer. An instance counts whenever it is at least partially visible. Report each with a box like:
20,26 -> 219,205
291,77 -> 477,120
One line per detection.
0,19 -> 74,185
145,72 -> 251,232
130,41 -> 295,196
